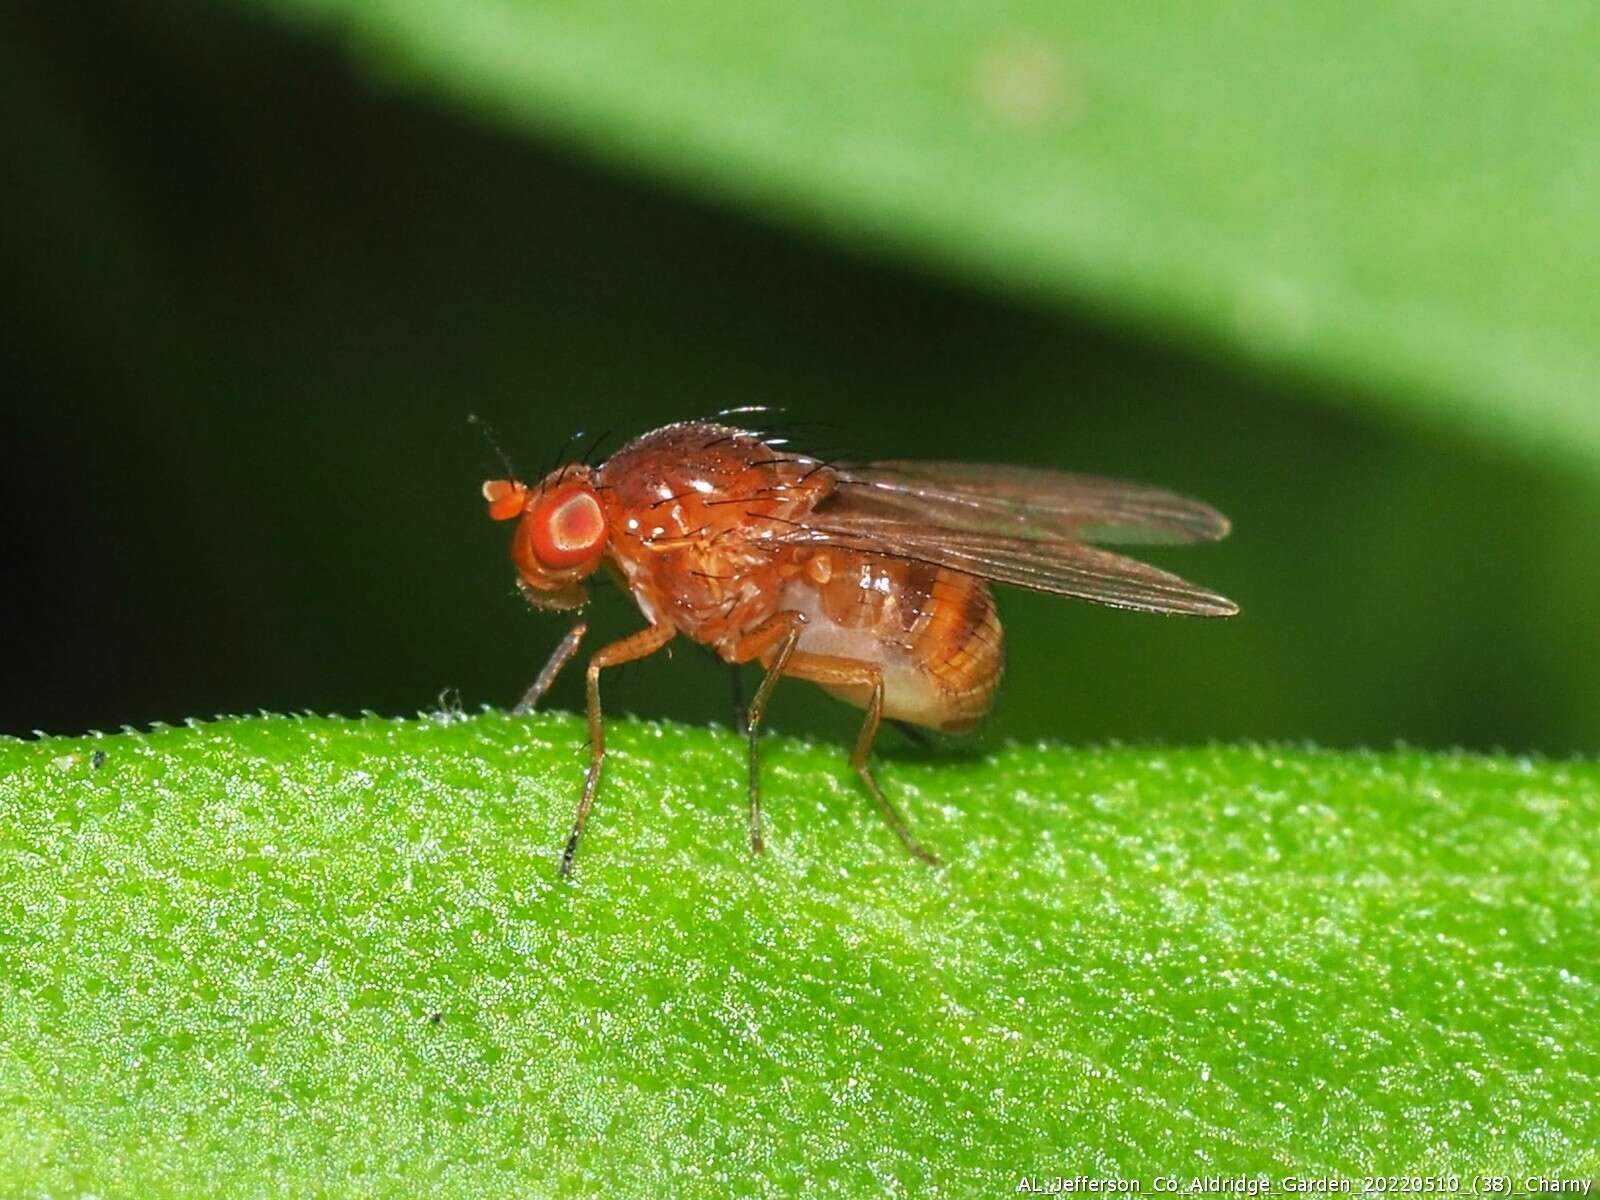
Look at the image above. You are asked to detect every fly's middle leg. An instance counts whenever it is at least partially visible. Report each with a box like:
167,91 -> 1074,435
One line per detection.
725,611 -> 807,855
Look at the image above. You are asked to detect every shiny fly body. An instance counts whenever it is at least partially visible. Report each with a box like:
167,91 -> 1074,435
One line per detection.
483,418 -> 1237,875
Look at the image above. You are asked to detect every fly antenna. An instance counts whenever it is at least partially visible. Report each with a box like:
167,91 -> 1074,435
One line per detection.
467,413 -> 518,480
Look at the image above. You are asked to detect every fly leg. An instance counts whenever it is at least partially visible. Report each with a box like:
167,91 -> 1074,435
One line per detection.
513,621 -> 587,714
724,612 -> 807,855
561,622 -> 676,876
777,650 -> 942,867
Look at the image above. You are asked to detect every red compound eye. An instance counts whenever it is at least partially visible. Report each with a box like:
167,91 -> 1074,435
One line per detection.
529,483 -> 607,568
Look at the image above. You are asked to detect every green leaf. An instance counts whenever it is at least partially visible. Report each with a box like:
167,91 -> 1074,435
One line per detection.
240,0 -> 1600,468
3,714 -> 1596,1193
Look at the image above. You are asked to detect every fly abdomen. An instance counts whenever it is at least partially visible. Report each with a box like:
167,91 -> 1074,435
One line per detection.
778,551 -> 1004,732
909,566 -> 1004,732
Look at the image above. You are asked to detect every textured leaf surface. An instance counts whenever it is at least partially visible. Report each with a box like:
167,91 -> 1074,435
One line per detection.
242,0 -> 1600,467
2,715 -> 1597,1194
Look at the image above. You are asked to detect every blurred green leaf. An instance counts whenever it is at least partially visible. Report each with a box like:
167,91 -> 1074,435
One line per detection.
3,715 -> 1596,1193
242,0 -> 1600,467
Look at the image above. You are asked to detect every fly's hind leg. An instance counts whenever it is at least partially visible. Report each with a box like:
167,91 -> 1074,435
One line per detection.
775,649 -> 942,868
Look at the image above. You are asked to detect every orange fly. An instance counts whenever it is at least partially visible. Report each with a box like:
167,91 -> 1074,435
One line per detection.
482,417 -> 1237,875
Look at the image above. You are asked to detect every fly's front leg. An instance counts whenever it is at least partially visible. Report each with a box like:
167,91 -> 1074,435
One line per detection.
724,611 -> 807,856
561,622 -> 676,876
513,621 -> 587,715
778,650 -> 942,867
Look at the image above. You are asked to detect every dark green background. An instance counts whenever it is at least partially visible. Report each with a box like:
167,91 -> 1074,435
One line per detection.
5,2 -> 1598,753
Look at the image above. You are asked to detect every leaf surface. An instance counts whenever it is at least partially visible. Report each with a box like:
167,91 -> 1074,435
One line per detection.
2,715 -> 1596,1193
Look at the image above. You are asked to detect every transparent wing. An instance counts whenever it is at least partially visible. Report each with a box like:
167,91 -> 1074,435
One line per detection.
769,512 -> 1238,617
832,460 -> 1231,546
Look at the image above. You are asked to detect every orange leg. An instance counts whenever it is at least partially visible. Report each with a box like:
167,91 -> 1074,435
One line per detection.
513,621 -> 587,715
782,650 -> 941,867
725,612 -> 808,855
560,622 -> 676,876
727,618 -> 941,868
